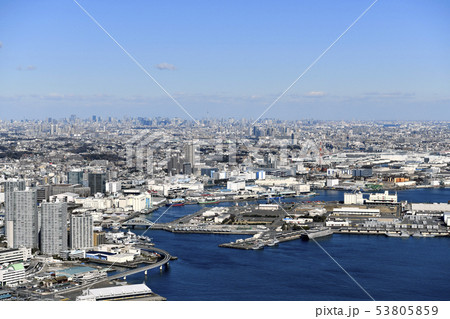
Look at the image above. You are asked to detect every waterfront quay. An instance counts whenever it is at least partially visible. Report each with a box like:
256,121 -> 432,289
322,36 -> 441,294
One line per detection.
219,227 -> 334,250
149,205 -> 274,235
337,226 -> 450,237
146,198 -> 450,250
149,203 -> 338,249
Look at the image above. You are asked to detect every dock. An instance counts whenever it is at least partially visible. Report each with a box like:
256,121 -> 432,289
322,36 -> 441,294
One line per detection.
301,227 -> 334,240
219,228 -> 334,250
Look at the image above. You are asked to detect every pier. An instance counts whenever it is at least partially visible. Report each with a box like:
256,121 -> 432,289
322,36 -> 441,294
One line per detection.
219,228 -> 334,250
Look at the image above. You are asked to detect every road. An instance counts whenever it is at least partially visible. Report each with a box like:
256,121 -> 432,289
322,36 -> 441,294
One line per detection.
42,246 -> 172,299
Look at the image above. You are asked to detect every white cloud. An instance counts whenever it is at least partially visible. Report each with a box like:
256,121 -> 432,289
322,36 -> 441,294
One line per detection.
17,65 -> 37,71
155,62 -> 176,70
363,92 -> 415,99
305,91 -> 326,97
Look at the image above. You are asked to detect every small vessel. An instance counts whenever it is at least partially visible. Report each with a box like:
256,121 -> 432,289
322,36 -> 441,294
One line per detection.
266,239 -> 279,247
295,192 -> 318,197
167,198 -> 185,206
412,232 -> 435,238
252,241 -> 264,250
198,198 -> 220,204
386,231 -> 410,238
138,235 -> 153,242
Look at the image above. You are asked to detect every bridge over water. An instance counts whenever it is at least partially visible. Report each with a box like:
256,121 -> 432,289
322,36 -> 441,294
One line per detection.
107,246 -> 172,280
122,217 -> 155,228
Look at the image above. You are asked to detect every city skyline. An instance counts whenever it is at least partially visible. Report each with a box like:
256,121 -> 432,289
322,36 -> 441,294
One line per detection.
1,111 -> 450,302
0,0 -> 449,121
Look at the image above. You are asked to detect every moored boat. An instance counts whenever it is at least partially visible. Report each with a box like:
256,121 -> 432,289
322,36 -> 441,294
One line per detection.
198,198 -> 220,204
167,198 -> 185,206
386,231 -> 410,238
266,239 -> 279,247
412,232 -> 435,238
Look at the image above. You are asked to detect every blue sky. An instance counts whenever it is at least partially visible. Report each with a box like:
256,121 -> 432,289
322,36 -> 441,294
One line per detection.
0,0 -> 449,121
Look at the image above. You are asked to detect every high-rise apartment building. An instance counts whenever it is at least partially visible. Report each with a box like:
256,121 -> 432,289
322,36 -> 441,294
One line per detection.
70,213 -> 93,249
4,180 -> 26,221
41,202 -> 68,255
3,180 -> 26,248
184,143 -> 195,167
11,189 -> 38,249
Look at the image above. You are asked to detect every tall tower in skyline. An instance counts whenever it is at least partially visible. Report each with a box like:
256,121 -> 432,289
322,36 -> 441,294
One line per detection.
3,180 -> 26,248
184,142 -> 195,167
12,189 -> 38,249
41,202 -> 68,255
167,154 -> 182,176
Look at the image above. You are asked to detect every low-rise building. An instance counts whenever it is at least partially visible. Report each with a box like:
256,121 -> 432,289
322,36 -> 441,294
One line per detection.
227,180 -> 246,191
284,217 -> 313,224
0,247 -> 32,265
326,219 -> 350,227
326,179 -> 339,187
0,263 -> 25,286
411,203 -> 450,213
344,192 -> 364,205
76,283 -> 153,301
368,191 -> 398,203
332,207 -> 381,217
258,204 -> 279,211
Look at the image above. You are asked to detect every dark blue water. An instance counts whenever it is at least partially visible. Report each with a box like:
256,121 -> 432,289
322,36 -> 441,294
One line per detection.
295,188 -> 450,204
125,188 -> 450,301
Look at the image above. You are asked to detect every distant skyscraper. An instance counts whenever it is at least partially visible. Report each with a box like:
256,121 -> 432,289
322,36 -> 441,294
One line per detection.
11,189 -> 38,249
67,170 -> 84,185
70,213 -> 93,249
88,172 -> 106,195
167,155 -> 182,176
184,143 -> 195,167
41,202 -> 68,255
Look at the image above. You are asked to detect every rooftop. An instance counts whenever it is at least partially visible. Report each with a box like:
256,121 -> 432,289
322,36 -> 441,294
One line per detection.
80,283 -> 152,299
11,263 -> 24,271
55,266 -> 97,277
